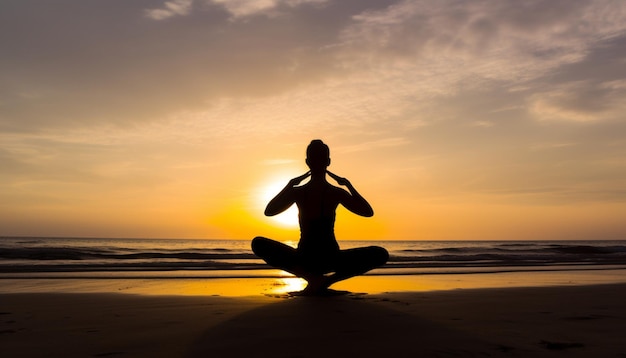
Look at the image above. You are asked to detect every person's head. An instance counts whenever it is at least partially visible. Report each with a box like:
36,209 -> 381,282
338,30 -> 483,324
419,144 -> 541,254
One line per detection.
306,139 -> 330,173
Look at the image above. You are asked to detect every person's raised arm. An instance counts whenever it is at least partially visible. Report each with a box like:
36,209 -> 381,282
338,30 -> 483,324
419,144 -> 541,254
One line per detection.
264,171 -> 310,216
327,170 -> 374,217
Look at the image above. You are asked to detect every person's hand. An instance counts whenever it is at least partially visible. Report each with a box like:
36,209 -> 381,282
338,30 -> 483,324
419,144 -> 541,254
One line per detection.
288,171 -> 311,187
327,170 -> 350,186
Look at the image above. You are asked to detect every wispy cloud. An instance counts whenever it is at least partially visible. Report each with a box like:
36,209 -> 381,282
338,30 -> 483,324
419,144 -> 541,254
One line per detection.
145,0 -> 193,20
145,0 -> 329,21
529,80 -> 626,122
209,0 -> 328,19
338,0 -> 626,84
3,0 -> 626,135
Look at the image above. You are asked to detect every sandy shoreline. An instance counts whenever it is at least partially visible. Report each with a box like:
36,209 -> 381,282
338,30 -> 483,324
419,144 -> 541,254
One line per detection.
3,267 -> 626,297
2,282 -> 626,357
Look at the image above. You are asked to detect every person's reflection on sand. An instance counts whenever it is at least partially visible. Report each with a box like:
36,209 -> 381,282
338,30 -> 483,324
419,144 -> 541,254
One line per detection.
252,140 -> 388,295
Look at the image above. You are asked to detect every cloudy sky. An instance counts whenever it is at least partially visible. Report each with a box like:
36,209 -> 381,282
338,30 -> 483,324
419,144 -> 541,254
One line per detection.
1,0 -> 626,241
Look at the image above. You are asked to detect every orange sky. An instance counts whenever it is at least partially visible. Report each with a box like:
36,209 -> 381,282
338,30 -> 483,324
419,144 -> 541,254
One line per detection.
1,0 -> 626,241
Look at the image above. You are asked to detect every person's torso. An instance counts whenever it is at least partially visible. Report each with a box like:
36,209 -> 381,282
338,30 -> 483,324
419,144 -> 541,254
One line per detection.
295,182 -> 341,254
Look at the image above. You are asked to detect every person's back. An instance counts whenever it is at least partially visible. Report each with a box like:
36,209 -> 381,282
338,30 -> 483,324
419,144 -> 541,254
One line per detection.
252,139 -> 388,294
294,180 -> 341,255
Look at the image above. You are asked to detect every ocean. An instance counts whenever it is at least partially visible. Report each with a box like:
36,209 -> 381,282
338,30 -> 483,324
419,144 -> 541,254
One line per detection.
2,237 -> 626,279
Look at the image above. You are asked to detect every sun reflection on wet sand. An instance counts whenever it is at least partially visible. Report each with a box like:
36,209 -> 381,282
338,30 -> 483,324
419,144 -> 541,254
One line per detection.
268,277 -> 308,295
3,269 -> 626,297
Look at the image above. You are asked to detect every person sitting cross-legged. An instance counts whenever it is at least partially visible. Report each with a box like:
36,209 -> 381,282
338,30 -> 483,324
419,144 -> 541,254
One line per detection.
252,139 -> 388,295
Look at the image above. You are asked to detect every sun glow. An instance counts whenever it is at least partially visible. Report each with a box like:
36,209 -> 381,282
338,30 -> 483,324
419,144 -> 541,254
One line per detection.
259,181 -> 300,228
271,277 -> 308,295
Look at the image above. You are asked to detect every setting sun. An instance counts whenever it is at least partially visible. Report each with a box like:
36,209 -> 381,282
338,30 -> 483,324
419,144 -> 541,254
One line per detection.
259,181 -> 300,228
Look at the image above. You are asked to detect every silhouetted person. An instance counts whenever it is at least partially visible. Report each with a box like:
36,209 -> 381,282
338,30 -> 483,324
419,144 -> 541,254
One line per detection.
252,140 -> 388,294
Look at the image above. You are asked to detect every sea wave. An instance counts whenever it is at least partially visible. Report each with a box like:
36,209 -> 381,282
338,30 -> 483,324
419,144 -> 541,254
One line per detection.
1,238 -> 625,277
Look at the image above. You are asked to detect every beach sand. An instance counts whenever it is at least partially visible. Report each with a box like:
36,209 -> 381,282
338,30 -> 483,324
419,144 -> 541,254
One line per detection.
2,280 -> 626,357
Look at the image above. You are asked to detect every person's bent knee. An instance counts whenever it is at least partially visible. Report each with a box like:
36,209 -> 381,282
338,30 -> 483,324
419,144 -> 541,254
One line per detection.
371,246 -> 389,266
251,236 -> 270,255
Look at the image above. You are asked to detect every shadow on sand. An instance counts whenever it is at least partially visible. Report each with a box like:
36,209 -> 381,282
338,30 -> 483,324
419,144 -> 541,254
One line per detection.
186,293 -> 496,357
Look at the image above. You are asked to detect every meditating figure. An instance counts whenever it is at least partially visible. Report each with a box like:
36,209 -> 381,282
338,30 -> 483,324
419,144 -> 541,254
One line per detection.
252,139 -> 388,294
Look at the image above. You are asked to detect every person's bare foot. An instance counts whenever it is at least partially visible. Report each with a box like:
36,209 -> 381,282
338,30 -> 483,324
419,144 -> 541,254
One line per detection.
300,275 -> 331,295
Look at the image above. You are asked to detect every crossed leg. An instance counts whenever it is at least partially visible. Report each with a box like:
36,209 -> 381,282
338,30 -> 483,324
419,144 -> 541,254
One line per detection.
251,236 -> 311,279
325,246 -> 389,286
251,236 -> 389,293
